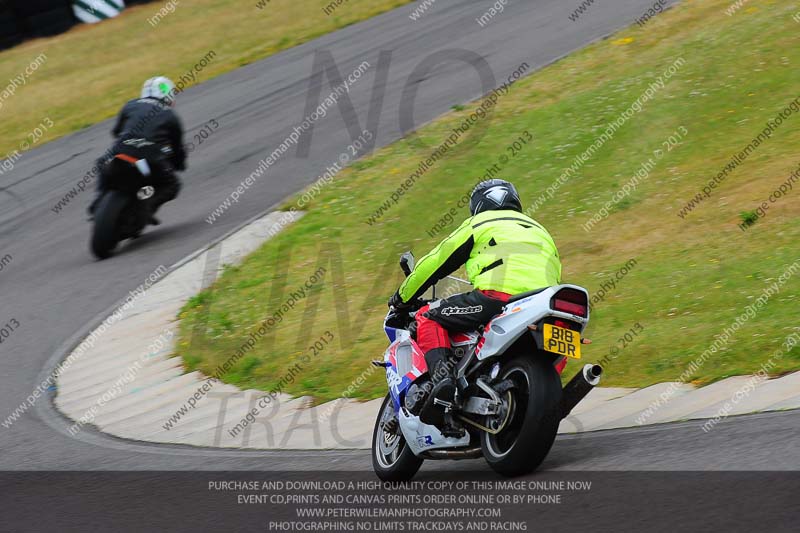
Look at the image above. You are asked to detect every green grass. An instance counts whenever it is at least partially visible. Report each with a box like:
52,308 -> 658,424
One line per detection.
175,0 -> 800,402
0,0 -> 413,157
739,210 -> 758,227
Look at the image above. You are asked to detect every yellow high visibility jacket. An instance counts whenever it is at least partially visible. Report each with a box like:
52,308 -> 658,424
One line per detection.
399,209 -> 562,302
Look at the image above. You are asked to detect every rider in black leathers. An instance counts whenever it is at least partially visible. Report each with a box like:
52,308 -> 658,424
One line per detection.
88,76 -> 186,223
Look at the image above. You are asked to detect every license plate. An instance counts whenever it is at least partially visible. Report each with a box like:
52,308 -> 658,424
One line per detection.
543,324 -> 581,359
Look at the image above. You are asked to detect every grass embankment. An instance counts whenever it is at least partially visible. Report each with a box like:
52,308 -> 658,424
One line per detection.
176,0 -> 800,401
0,0 -> 412,157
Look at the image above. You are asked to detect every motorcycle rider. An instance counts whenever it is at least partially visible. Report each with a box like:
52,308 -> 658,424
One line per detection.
88,76 -> 186,223
388,179 -> 562,437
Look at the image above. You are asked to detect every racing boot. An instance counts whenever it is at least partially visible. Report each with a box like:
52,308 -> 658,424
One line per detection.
146,177 -> 180,226
88,158 -> 113,220
419,348 -> 464,438
145,198 -> 163,226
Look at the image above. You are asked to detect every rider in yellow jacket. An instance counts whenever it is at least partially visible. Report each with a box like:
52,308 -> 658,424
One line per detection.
389,179 -> 562,436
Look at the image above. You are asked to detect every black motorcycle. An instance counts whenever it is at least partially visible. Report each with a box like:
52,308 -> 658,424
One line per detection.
90,154 -> 160,259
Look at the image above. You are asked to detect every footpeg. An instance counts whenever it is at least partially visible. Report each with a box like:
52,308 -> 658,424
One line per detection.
433,398 -> 454,411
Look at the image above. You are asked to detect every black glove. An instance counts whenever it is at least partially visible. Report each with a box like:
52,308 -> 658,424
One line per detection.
388,292 -> 411,310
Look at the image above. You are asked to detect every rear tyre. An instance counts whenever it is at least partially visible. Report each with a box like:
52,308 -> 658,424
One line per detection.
91,192 -> 128,259
372,394 -> 423,481
481,356 -> 562,477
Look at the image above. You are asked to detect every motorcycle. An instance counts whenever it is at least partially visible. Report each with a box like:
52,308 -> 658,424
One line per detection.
90,153 -> 160,259
371,252 -> 603,480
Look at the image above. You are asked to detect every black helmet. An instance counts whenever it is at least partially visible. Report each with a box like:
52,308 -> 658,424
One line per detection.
469,179 -> 522,215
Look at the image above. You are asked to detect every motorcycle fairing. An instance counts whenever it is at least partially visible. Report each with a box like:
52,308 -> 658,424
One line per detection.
382,331 -> 472,453
383,331 -> 427,411
476,284 -> 589,361
398,406 -> 470,455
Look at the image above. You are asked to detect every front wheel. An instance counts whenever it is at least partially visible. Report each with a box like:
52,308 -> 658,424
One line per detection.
481,356 -> 562,477
372,394 -> 423,481
91,191 -> 129,259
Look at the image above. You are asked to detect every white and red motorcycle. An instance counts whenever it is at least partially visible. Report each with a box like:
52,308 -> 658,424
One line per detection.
372,252 -> 602,480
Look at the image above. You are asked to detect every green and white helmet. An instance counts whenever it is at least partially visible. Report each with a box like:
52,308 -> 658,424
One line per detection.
141,76 -> 177,106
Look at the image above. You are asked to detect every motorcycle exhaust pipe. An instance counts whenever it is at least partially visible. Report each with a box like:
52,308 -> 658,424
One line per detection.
559,363 -> 603,420
424,447 -> 483,460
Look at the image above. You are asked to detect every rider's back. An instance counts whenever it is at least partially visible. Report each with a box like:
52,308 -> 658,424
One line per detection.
464,209 -> 562,295
112,97 -> 184,167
